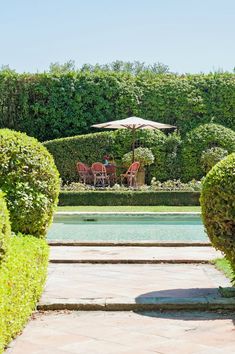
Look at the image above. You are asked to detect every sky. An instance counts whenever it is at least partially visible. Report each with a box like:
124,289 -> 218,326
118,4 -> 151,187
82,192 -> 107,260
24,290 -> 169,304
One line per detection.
1,0 -> 235,74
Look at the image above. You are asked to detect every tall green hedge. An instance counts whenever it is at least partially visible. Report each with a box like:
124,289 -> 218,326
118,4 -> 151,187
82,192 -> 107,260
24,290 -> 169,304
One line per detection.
181,124 -> 235,181
44,129 -> 181,183
0,235 -> 49,353
0,71 -> 234,141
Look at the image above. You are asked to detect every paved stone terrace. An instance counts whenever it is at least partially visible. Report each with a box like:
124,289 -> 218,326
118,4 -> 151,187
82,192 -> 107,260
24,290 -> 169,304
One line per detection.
5,242 -> 235,353
7,311 -> 235,354
38,263 -> 232,310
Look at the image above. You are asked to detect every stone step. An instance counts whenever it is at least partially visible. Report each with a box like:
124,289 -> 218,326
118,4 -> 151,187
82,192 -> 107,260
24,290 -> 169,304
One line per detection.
38,263 -> 234,311
49,246 -> 221,264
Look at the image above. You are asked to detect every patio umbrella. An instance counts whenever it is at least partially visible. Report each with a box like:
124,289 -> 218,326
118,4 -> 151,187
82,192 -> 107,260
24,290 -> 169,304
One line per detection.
92,116 -> 176,162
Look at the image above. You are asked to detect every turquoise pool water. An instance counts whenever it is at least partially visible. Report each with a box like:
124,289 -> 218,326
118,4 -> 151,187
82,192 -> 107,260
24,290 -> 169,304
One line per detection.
47,213 -> 208,241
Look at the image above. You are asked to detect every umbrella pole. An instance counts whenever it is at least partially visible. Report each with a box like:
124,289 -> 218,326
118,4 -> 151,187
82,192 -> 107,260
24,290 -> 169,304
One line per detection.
132,128 -> 136,163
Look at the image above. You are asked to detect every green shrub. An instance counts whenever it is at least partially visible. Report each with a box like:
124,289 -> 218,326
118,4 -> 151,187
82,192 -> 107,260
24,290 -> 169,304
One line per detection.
0,129 -> 60,237
0,72 -> 235,141
201,153 -> 235,272
181,124 -> 235,181
201,146 -> 228,174
0,192 -> 11,265
122,147 -> 154,169
44,129 -> 177,183
59,190 -> 200,206
0,234 -> 49,353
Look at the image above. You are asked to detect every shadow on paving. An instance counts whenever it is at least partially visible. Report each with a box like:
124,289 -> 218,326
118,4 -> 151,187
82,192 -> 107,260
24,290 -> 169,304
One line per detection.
134,310 -> 235,322
135,287 -> 220,299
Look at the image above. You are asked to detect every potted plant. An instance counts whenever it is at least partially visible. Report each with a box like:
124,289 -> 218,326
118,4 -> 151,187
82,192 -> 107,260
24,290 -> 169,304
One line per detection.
122,147 -> 154,186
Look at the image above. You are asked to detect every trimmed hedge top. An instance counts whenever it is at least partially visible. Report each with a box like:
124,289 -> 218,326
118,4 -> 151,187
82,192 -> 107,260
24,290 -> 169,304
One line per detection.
0,191 -> 11,265
0,129 -> 60,238
201,153 -> 235,270
181,124 -> 235,181
0,71 -> 235,141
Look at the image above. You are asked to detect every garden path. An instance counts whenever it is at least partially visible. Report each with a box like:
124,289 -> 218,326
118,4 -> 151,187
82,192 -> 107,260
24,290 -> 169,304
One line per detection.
6,244 -> 235,354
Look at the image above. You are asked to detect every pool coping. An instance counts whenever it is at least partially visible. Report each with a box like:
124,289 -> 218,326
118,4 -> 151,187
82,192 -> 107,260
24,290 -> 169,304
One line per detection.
48,240 -> 210,247
55,211 -> 201,216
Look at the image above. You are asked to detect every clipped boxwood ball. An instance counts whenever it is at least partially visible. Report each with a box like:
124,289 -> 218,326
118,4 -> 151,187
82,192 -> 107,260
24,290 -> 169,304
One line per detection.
0,191 -> 11,264
181,124 -> 235,181
0,129 -> 60,238
201,153 -> 235,269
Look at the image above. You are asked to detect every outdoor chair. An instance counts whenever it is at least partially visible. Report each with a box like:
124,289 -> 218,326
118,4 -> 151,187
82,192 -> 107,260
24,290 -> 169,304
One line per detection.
76,162 -> 93,184
91,162 -> 110,187
121,162 -> 140,187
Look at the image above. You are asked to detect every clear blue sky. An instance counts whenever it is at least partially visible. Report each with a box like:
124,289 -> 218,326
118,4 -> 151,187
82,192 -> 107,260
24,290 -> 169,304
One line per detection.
1,0 -> 235,73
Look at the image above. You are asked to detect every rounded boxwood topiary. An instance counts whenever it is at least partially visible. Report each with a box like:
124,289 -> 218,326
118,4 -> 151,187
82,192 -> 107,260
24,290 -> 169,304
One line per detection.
201,146 -> 228,174
0,191 -> 11,264
200,153 -> 235,271
181,124 -> 235,181
0,129 -> 60,238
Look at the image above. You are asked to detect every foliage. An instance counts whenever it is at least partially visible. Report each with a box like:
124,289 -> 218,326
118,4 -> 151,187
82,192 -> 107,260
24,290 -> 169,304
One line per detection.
201,153 -> 235,273
44,129 -> 174,183
62,182 -> 90,191
122,147 -> 154,169
0,234 -> 49,353
80,60 -> 170,75
0,129 -> 60,237
59,190 -> 200,206
0,192 -> 11,265
181,124 -> 235,181
150,178 -> 202,191
201,146 -> 228,173
49,60 -> 76,74
213,258 -> 235,284
0,72 -> 235,141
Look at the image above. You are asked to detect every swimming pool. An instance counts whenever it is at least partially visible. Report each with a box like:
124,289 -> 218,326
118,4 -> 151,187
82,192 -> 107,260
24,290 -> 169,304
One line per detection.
47,213 -> 208,242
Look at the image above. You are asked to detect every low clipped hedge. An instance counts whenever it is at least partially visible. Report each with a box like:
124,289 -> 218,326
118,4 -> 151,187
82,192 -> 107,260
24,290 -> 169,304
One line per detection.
201,153 -> 235,272
59,191 -> 200,206
0,235 -> 49,353
0,192 -> 11,265
0,129 -> 60,238
181,124 -> 235,181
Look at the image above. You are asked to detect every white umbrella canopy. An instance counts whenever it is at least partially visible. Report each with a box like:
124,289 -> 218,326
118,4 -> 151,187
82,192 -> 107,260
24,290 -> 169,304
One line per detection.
91,116 -> 176,162
92,116 -> 175,130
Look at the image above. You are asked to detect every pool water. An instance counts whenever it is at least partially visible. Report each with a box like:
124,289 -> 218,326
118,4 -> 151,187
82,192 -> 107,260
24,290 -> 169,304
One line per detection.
47,213 -> 208,242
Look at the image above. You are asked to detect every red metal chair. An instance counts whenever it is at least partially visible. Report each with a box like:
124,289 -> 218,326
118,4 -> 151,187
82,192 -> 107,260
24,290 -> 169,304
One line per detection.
121,162 -> 140,187
76,162 -> 93,184
91,162 -> 110,187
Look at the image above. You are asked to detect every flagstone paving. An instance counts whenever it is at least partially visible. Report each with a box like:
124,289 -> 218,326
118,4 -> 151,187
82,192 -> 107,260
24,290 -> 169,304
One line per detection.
4,243 -> 235,353
6,311 -> 235,354
39,263 -> 231,310
49,246 -> 222,262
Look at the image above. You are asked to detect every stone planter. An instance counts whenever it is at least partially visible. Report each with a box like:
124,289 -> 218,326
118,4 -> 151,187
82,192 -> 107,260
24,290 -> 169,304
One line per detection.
137,169 -> 145,186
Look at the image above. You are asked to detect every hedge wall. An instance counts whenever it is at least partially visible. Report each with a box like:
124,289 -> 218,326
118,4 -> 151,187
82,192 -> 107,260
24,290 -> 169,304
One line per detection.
0,71 -> 235,141
59,191 -> 200,206
0,235 -> 49,353
44,129 -> 181,183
